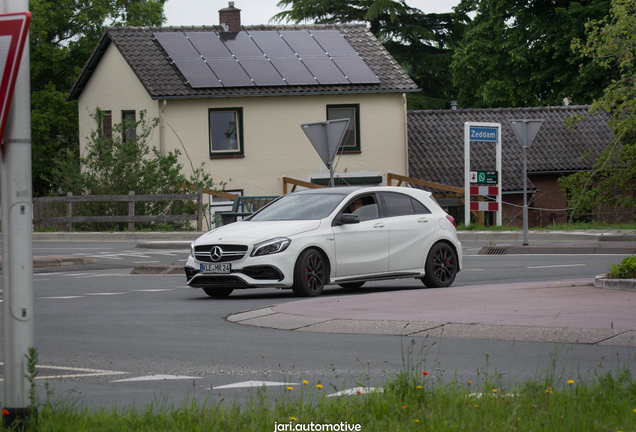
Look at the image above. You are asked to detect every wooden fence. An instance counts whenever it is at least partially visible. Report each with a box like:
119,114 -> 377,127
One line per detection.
32,190 -> 203,232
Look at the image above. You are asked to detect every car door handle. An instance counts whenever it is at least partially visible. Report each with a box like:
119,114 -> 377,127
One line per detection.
418,217 -> 430,223
373,222 -> 385,228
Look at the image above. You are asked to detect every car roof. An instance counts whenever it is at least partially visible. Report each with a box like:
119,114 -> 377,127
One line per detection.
291,186 -> 432,197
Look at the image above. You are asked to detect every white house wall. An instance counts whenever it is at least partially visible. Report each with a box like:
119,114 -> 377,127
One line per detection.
77,44 -> 407,196
77,42 -> 160,158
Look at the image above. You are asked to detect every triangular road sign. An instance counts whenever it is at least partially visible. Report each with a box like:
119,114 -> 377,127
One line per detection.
301,118 -> 350,166
0,11 -> 31,144
509,119 -> 543,148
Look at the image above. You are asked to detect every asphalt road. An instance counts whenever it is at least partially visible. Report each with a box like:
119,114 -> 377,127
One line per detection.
1,238 -> 633,409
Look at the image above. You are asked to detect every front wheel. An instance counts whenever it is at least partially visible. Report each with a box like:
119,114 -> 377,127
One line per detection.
421,242 -> 458,288
292,249 -> 327,297
202,287 -> 233,298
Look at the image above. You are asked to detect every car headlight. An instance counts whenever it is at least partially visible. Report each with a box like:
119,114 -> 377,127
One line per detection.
251,237 -> 291,257
190,242 -> 195,258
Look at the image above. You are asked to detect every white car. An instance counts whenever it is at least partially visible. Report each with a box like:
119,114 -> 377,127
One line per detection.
185,186 -> 462,297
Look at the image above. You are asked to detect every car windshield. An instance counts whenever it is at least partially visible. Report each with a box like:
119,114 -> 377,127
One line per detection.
249,193 -> 346,221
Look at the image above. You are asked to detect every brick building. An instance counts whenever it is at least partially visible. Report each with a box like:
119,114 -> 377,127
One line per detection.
407,106 -> 614,228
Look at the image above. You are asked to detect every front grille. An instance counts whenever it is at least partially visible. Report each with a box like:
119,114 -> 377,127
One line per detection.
195,244 -> 248,263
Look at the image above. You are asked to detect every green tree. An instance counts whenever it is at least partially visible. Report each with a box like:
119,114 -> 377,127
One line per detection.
51,109 -> 219,231
273,0 -> 469,109
559,0 -> 636,218
451,0 -> 613,108
30,0 -> 166,197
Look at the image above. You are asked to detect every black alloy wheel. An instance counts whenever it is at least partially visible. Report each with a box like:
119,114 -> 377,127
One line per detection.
292,249 -> 327,297
422,242 -> 458,288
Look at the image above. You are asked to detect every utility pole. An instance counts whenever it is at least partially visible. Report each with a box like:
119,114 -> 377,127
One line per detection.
1,0 -> 34,428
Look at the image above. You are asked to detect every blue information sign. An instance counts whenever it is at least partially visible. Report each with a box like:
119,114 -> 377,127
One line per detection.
469,127 -> 498,142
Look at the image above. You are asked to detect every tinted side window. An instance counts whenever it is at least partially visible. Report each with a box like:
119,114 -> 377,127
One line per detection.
382,192 -> 415,217
411,198 -> 432,214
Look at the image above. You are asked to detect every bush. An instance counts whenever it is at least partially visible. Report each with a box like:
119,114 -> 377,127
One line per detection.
608,255 -> 636,279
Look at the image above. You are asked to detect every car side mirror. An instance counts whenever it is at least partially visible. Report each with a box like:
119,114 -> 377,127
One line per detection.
334,213 -> 360,226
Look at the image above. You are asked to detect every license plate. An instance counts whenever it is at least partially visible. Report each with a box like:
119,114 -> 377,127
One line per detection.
200,263 -> 231,274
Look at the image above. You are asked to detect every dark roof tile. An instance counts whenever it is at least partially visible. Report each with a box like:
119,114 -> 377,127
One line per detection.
408,106 -> 613,193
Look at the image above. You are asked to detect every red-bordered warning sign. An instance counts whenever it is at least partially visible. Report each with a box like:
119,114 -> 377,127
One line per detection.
0,11 -> 31,143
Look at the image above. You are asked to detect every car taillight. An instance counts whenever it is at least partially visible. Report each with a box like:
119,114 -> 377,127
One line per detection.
446,215 -> 456,227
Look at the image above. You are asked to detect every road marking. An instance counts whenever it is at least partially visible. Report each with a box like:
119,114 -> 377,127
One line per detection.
0,363 -> 127,381
211,380 -> 301,389
134,261 -> 160,264
327,387 -> 383,397
34,278 -> 50,281
40,296 -> 84,299
74,274 -> 125,279
131,289 -> 174,292
111,374 -> 196,383
83,292 -> 127,296
526,264 -> 586,269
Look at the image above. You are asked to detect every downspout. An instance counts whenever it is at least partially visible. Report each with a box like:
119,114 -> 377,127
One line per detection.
159,99 -> 166,156
403,93 -> 409,178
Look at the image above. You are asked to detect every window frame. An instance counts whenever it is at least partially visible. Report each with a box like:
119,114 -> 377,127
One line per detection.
326,104 -> 360,152
121,110 -> 136,143
208,107 -> 244,158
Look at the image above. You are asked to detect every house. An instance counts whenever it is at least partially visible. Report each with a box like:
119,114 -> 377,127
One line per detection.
407,105 -> 614,227
68,3 -> 419,206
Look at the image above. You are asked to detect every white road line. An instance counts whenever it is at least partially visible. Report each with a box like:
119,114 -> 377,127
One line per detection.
83,292 -> 127,296
40,296 -> 84,299
74,274 -> 125,279
327,387 -> 383,397
112,374 -> 197,383
33,279 -> 50,281
211,381 -> 301,389
131,289 -> 174,292
526,264 -> 586,269
0,363 -> 127,381
134,261 -> 160,264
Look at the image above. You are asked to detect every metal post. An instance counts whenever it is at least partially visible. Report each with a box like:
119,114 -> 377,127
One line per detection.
196,189 -> 203,231
522,122 -> 529,246
1,0 -> 34,427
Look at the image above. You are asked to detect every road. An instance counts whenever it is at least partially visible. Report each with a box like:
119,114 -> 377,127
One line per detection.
0,238 -> 634,409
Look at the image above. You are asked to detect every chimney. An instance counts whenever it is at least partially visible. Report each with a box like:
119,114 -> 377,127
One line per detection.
219,1 -> 241,32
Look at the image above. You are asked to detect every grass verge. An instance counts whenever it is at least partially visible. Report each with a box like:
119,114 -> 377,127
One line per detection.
5,368 -> 635,431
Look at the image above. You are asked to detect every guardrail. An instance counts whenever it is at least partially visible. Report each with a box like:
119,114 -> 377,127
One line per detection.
33,190 -> 203,232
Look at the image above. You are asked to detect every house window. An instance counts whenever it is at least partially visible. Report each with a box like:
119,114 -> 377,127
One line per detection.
122,110 -> 136,142
209,108 -> 243,156
327,104 -> 360,152
99,110 -> 112,140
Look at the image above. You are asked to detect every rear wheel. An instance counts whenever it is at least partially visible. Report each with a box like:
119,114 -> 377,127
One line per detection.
338,282 -> 366,289
292,249 -> 327,297
202,287 -> 233,298
422,242 -> 458,288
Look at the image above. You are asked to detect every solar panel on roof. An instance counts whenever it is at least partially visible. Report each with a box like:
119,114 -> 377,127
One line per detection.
207,58 -> 255,87
280,31 -> 327,57
301,57 -> 349,84
239,58 -> 286,86
219,32 -> 263,58
154,32 -> 200,59
311,31 -> 357,56
173,60 -> 221,87
248,31 -> 295,57
270,57 -> 317,85
185,32 -> 232,58
333,57 -> 380,84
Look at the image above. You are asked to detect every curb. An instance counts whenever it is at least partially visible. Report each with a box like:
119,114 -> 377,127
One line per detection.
130,264 -> 184,276
0,256 -> 95,269
594,274 -> 636,292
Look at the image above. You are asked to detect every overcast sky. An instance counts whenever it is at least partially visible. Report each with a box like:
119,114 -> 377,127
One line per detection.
164,0 -> 461,27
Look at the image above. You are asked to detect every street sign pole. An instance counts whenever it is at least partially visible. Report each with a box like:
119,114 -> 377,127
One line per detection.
0,3 -> 34,428
509,119 -> 543,246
